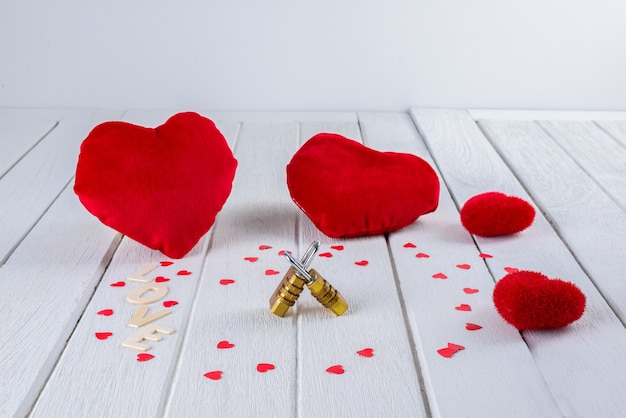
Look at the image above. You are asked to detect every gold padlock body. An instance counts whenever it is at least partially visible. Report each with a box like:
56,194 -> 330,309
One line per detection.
306,269 -> 348,316
270,266 -> 307,317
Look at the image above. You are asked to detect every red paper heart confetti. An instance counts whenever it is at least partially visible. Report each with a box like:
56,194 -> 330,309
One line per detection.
163,300 -> 179,308
479,253 -> 493,259
259,245 -> 273,250
177,270 -> 192,276
432,272 -> 447,279
256,363 -> 276,373
493,270 -> 586,330
219,279 -> 235,286
456,264 -> 471,270
110,281 -> 125,287
244,257 -> 259,263
356,348 -> 374,358
265,269 -> 280,276
318,252 -> 333,258
74,112 -> 237,259
326,365 -> 345,375
137,353 -> 154,362
155,276 -> 170,283
437,342 -> 465,358
504,267 -> 519,274
465,323 -> 483,331
354,260 -> 369,266
160,261 -> 174,267
97,309 -> 114,316
416,252 -> 430,258
95,332 -> 113,340
217,340 -> 235,349
460,192 -> 535,237
463,288 -> 479,294
403,242 -> 417,248
455,304 -> 472,311
287,133 -> 439,237
204,371 -> 223,380
330,245 -> 344,251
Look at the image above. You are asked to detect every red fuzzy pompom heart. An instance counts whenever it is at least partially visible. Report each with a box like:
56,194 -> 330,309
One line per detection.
493,271 -> 586,330
460,192 -> 535,236
74,112 -> 237,258
287,133 -> 439,238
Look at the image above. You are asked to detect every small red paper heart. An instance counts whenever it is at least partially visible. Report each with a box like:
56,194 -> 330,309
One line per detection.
256,363 -> 275,373
432,272 -> 447,279
137,353 -> 154,362
244,257 -> 258,263
204,370 -> 223,380
326,365 -> 345,375
460,192 -> 535,237
403,242 -> 417,248
463,288 -> 479,294
456,264 -> 471,270
265,269 -> 280,276
330,245 -> 344,251
479,253 -> 493,259
287,133 -> 439,237
217,340 -> 235,349
356,348 -> 374,358
493,270 -> 586,330
416,252 -> 430,258
97,309 -> 114,316
219,279 -> 235,286
74,112 -> 237,259
163,300 -> 178,308
318,252 -> 333,258
354,260 -> 369,266
437,342 -> 465,358
160,261 -> 174,267
504,267 -> 519,274
455,304 -> 471,311
177,270 -> 192,276
155,276 -> 170,283
95,332 -> 113,340
110,281 -> 125,287
259,245 -> 272,250
465,323 -> 483,331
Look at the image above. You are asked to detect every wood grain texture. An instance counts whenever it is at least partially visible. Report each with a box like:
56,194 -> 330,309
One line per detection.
358,112 -> 561,417
0,109 -> 122,265
479,119 -> 626,324
412,108 -> 626,417
597,119 -> 626,147
538,120 -> 626,211
296,119 -> 427,417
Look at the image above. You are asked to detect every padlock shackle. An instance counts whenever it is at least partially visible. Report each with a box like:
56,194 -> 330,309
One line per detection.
300,240 -> 320,270
284,251 -> 314,283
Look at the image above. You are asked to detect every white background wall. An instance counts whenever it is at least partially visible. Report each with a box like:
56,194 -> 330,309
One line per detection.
1,0 -> 625,111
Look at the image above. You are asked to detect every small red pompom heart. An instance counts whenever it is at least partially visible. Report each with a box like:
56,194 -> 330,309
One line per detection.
287,133 -> 439,238
460,192 -> 535,237
493,270 -> 586,330
74,112 -> 237,258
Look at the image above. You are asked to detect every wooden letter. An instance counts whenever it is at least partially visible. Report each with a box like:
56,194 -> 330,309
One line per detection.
121,324 -> 175,351
127,263 -> 159,283
126,282 -> 168,305
128,305 -> 171,328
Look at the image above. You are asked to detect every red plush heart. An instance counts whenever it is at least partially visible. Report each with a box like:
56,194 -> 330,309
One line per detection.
287,133 -> 439,237
460,192 -> 535,237
493,271 -> 586,330
74,112 -> 237,258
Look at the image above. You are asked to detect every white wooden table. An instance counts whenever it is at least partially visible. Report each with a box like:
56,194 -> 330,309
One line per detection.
1,108 -> 625,418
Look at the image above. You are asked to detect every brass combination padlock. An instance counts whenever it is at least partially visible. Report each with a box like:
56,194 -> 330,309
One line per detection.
270,240 -> 348,317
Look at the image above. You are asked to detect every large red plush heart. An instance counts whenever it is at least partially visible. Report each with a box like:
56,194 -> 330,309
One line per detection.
287,133 -> 439,238
460,191 -> 535,237
74,112 -> 237,258
493,270 -> 586,330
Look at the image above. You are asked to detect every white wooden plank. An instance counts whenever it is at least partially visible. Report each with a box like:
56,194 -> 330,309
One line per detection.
0,108 -> 62,179
0,109 -> 123,265
468,109 -> 626,121
411,108 -> 626,417
478,119 -> 626,324
358,112 -> 561,417
537,120 -> 626,211
597,119 -> 626,147
296,119 -> 427,417
0,184 -> 120,418
30,112 -> 240,417
164,120 -> 301,417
